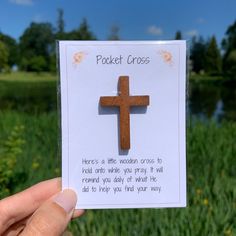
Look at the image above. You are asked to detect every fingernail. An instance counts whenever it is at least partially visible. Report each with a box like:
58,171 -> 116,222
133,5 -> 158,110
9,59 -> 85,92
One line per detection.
53,189 -> 77,213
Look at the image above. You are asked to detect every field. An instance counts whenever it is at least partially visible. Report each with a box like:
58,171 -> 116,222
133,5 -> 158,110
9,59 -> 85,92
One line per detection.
0,72 -> 235,235
0,72 -> 57,113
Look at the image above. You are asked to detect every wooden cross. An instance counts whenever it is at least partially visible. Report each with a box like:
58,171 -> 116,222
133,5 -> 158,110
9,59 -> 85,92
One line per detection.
100,76 -> 150,150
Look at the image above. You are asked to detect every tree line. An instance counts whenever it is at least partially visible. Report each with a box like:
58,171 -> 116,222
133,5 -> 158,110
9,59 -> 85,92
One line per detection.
0,9 -> 96,73
0,9 -> 235,80
175,25 -> 236,80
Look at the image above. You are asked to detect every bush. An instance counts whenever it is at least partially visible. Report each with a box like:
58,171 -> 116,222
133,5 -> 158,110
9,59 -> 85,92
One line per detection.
0,41 -> 9,72
0,125 -> 25,198
20,56 -> 47,72
225,50 -> 236,80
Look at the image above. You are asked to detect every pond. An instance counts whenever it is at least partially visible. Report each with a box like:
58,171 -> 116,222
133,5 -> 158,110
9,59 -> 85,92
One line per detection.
189,80 -> 236,122
0,79 -> 235,122
0,80 -> 57,113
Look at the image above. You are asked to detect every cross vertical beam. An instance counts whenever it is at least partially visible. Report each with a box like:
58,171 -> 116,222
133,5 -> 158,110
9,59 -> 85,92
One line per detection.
119,77 -> 130,149
100,76 -> 150,150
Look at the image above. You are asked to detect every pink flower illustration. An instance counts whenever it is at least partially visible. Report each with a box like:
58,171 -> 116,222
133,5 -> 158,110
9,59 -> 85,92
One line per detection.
73,51 -> 87,65
159,50 -> 173,66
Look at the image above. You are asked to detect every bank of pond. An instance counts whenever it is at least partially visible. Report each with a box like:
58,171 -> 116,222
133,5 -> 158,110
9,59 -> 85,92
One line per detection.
0,76 -> 236,122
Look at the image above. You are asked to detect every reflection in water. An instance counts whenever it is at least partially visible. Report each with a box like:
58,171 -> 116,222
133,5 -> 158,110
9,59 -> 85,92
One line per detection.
213,100 -> 224,122
0,80 -> 235,122
189,81 -> 236,122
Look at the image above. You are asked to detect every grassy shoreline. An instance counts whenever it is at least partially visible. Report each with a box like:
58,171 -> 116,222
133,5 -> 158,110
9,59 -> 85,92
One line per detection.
0,72 -> 235,235
0,71 -> 229,82
0,71 -> 57,82
0,111 -> 235,235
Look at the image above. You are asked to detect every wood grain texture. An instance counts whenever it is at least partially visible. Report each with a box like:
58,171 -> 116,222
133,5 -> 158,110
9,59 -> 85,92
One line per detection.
100,76 -> 149,150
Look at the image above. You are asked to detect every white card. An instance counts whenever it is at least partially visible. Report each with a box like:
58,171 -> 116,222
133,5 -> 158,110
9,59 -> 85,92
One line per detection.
59,41 -> 186,209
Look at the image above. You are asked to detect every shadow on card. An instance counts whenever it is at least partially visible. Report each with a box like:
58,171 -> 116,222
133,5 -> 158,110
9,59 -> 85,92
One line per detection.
98,104 -> 148,156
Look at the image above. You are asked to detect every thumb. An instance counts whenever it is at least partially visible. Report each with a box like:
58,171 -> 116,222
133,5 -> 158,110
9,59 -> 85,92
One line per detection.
21,189 -> 77,236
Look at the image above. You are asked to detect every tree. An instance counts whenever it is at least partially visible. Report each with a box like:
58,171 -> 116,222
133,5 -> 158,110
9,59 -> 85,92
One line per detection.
51,9 -> 66,71
55,8 -> 66,40
222,20 -> 236,78
29,56 -> 47,73
0,32 -> 19,67
224,50 -> 236,80
175,31 -> 182,40
204,36 -> 222,75
67,18 -> 96,40
222,20 -> 236,55
108,25 -> 120,40
0,40 -> 9,72
19,22 -> 54,71
191,36 -> 207,73
57,8 -> 65,35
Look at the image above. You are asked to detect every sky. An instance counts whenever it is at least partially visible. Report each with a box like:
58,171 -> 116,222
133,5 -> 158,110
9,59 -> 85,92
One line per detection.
0,0 -> 235,44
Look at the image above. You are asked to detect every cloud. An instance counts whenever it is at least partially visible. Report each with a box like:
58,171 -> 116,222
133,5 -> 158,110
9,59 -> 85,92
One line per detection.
196,17 -> 205,24
147,25 -> 163,36
9,0 -> 33,6
185,30 -> 198,37
33,14 -> 43,23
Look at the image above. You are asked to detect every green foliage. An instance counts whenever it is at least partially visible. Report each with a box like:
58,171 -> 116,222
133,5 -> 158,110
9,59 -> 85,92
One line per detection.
21,56 -> 48,73
108,25 -> 120,40
19,22 -> 54,72
69,121 -> 236,235
205,36 -> 222,75
0,111 -> 58,194
0,32 -> 19,67
0,72 -> 57,113
222,20 -> 236,54
222,20 -> 236,79
57,8 -> 65,36
0,124 -> 25,198
16,18 -> 96,72
0,41 -> 9,72
67,18 -> 96,40
224,50 -> 236,80
0,107 -> 235,235
191,36 -> 207,73
0,71 -> 56,82
191,36 -> 222,76
0,12 -> 235,76
54,9 -> 67,41
175,30 -> 182,40
28,56 -> 47,73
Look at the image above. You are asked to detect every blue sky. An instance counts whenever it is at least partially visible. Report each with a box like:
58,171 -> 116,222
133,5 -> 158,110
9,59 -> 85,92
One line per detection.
0,0 -> 235,44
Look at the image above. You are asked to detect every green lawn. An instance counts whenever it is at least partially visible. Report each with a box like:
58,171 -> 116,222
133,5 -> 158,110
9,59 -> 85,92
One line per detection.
0,71 -> 57,82
0,71 -> 224,83
190,74 -> 224,82
0,72 -> 235,235
0,72 -> 57,113
0,111 -> 235,235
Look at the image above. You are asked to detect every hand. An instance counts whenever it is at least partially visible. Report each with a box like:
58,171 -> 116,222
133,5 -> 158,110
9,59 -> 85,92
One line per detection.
0,178 -> 84,235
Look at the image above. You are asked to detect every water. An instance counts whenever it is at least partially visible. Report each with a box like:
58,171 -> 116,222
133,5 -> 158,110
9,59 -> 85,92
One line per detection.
0,80 -> 57,114
189,81 -> 236,122
0,80 -> 235,122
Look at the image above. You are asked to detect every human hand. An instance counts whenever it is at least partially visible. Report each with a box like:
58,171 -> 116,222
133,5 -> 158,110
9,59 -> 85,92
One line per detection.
0,178 -> 84,235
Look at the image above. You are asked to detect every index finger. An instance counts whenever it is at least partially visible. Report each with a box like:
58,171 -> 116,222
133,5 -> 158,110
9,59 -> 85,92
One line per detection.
0,178 -> 61,234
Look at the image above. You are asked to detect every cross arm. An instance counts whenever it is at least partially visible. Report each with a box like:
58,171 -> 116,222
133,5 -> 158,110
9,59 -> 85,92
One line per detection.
100,96 -> 122,106
129,95 -> 150,106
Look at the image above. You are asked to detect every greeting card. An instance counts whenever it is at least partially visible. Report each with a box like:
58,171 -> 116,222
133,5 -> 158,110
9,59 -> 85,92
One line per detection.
58,41 -> 186,209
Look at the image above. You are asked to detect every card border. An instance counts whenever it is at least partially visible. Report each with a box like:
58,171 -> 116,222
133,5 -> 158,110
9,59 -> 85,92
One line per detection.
60,41 -> 186,208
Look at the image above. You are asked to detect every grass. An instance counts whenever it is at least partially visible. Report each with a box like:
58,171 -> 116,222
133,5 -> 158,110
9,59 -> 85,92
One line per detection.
0,72 -> 57,113
0,71 -> 224,83
0,71 -> 57,82
0,72 -> 235,235
0,111 -> 235,235
0,111 -> 59,193
189,74 -> 224,82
